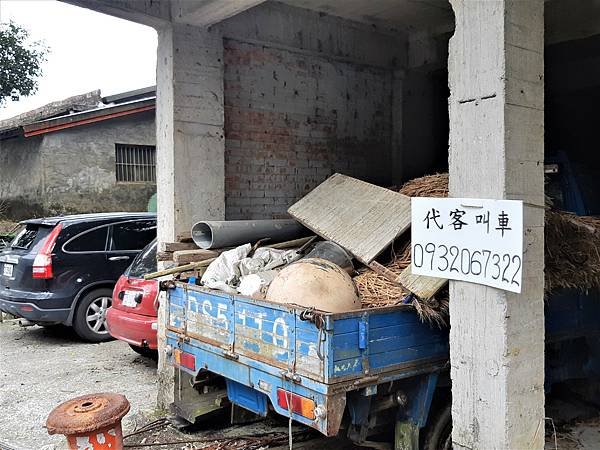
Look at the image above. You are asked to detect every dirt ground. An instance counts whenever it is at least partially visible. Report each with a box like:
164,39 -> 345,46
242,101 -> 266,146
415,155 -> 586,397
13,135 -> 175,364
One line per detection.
0,319 -> 158,449
1,318 -> 600,450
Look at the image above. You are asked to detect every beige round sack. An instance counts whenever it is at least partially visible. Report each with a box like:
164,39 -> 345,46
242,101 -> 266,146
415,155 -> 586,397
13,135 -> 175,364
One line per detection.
266,258 -> 360,313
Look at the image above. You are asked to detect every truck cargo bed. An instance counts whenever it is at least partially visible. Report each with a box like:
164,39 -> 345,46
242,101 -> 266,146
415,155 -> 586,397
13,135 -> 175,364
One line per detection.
168,282 -> 448,384
166,282 -> 448,434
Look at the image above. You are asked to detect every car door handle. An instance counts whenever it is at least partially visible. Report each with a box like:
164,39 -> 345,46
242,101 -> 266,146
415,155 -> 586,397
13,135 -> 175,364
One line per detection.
108,256 -> 130,261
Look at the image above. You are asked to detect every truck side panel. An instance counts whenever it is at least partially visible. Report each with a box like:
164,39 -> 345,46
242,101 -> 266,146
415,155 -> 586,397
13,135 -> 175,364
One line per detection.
328,309 -> 449,382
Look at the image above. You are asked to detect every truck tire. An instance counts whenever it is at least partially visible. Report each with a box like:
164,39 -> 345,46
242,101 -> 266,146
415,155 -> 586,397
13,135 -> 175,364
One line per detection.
73,288 -> 114,342
422,404 -> 452,450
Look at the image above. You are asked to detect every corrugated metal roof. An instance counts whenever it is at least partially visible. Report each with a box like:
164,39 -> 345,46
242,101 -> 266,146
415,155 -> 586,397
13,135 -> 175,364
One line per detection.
0,87 -> 156,140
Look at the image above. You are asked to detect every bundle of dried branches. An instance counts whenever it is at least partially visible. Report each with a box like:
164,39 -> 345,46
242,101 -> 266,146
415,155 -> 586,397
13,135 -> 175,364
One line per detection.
412,293 -> 449,328
354,240 -> 411,308
545,210 -> 600,292
398,173 -> 449,198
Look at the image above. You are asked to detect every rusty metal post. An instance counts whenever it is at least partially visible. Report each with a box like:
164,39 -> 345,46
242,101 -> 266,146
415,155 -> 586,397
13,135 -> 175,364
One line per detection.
46,393 -> 130,450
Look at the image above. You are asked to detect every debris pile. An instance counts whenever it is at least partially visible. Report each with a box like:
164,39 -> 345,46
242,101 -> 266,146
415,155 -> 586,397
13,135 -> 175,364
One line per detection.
122,417 -> 314,449
145,171 -> 600,324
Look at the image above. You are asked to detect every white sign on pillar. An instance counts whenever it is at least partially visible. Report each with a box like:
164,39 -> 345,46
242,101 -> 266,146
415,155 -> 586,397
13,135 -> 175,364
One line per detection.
411,197 -> 523,293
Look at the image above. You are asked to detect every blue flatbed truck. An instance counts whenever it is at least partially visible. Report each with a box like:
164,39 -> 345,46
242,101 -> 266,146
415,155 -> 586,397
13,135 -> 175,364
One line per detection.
165,155 -> 600,449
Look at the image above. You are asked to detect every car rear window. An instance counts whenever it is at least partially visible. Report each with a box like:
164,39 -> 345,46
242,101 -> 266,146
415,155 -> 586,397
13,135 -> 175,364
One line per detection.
126,240 -> 157,278
11,225 -> 48,250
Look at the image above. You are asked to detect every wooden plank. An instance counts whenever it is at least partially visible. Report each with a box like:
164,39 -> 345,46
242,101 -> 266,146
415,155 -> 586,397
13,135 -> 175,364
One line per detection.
173,248 -> 219,265
157,251 -> 174,262
177,269 -> 208,279
176,231 -> 193,243
288,174 -> 411,264
368,261 -> 404,286
159,241 -> 198,252
398,266 -> 447,300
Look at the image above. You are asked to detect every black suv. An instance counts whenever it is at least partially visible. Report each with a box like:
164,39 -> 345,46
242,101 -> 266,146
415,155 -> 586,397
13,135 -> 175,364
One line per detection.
0,212 -> 156,341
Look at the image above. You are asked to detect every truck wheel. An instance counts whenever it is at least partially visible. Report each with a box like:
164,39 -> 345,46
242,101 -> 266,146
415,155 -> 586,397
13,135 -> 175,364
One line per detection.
422,404 -> 452,450
73,288 -> 114,342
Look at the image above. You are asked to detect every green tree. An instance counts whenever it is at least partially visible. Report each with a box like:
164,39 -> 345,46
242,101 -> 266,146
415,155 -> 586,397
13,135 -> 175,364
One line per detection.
0,21 -> 48,105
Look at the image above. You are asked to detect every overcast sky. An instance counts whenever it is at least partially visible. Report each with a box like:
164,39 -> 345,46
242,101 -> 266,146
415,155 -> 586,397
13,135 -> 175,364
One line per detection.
0,0 -> 157,120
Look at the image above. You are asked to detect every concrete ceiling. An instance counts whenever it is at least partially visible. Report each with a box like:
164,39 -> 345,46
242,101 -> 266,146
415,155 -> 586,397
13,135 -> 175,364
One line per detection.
276,0 -> 454,33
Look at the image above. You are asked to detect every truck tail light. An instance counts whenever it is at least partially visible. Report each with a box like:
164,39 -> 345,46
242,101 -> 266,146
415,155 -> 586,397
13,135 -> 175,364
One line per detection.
32,224 -> 62,279
277,389 -> 316,420
174,349 -> 195,371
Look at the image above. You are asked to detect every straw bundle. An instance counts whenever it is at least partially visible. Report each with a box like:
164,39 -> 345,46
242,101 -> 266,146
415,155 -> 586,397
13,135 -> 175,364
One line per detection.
397,173 -> 449,198
355,238 -> 451,327
354,240 -> 411,308
545,210 -> 600,292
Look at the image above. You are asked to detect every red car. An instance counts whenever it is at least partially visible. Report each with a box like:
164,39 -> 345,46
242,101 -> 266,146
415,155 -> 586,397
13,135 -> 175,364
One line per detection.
106,239 -> 158,357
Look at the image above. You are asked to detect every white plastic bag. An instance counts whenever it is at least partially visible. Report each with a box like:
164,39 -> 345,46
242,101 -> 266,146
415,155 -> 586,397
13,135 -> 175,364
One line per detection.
201,244 -> 251,294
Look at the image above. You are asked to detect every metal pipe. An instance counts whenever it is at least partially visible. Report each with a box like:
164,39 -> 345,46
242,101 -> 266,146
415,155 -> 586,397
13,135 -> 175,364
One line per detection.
191,220 -> 306,249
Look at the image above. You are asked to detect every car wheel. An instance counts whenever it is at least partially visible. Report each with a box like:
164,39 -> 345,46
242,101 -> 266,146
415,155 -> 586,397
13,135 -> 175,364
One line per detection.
422,403 -> 452,450
73,288 -> 114,342
129,344 -> 158,360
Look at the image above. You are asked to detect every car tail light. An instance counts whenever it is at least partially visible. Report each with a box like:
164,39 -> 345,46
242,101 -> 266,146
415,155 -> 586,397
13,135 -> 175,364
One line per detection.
277,389 -> 316,420
32,224 -> 62,279
174,349 -> 195,371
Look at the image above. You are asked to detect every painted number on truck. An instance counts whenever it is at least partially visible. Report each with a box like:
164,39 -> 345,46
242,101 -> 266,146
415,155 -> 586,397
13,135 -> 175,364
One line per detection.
201,300 -> 229,330
189,295 -> 290,348
237,309 -> 289,348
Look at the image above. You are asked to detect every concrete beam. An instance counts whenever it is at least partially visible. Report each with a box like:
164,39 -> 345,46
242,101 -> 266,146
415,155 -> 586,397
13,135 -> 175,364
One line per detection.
61,0 -> 170,28
448,1 -> 545,449
220,2 -> 408,69
171,0 -> 267,27
546,0 -> 600,45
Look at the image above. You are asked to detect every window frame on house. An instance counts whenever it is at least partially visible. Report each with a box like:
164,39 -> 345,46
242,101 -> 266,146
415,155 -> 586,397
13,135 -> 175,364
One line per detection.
115,143 -> 156,183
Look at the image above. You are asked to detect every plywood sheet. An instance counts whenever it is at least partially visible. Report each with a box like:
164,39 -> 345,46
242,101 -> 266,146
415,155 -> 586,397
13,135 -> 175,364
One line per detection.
288,173 -> 411,264
399,266 -> 447,300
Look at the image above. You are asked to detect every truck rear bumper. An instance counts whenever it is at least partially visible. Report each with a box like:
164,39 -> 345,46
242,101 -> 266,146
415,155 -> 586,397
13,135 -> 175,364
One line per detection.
167,331 -> 345,436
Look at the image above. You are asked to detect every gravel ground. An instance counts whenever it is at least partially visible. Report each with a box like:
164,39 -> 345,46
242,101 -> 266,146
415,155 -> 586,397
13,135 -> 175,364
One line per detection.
0,319 -> 158,449
1,318 -> 599,450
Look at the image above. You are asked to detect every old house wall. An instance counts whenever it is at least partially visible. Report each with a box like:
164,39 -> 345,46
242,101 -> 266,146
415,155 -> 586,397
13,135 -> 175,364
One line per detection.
221,3 -> 407,219
40,112 -> 156,216
0,136 -> 45,218
0,112 -> 156,220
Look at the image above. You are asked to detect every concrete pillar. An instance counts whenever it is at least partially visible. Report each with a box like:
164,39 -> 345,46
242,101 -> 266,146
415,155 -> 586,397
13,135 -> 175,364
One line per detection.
448,1 -> 545,449
155,22 -> 225,408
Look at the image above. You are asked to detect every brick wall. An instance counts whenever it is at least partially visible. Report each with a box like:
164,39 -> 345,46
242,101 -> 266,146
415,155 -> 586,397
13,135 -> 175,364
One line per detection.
223,38 -> 394,219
